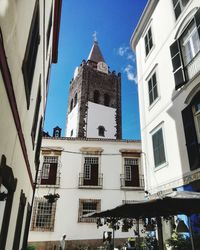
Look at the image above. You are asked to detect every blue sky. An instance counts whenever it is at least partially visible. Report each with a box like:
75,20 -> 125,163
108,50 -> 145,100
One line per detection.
44,0 -> 148,139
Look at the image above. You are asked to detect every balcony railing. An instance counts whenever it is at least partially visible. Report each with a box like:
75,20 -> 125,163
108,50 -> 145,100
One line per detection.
120,174 -> 144,189
78,173 -> 103,188
37,170 -> 61,187
186,50 -> 200,80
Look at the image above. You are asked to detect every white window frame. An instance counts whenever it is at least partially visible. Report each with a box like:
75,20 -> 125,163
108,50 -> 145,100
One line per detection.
147,70 -> 159,107
180,20 -> 200,66
172,0 -> 190,20
83,157 -> 99,180
144,26 -> 154,57
41,163 -> 50,179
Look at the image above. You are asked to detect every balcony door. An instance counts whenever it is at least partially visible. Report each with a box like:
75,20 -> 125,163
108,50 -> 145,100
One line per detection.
124,158 -> 139,187
41,156 -> 58,185
83,157 -> 98,186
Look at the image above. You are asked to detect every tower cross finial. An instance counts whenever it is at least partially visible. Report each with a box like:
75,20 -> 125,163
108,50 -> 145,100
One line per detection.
92,31 -> 97,42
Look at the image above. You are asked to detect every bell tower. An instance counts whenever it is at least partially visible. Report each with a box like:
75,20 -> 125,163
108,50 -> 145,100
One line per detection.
66,40 -> 122,139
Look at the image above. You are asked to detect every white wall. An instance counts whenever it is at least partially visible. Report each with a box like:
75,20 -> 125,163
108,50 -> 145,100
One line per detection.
87,101 -> 117,139
0,0 -> 58,249
29,138 -> 144,243
133,0 -> 200,194
66,104 -> 79,137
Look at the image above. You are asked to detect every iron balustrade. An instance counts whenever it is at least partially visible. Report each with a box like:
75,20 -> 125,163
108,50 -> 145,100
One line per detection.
78,173 -> 103,188
120,174 -> 144,188
37,170 -> 61,187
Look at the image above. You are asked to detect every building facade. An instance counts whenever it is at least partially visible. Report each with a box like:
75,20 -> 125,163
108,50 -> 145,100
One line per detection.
130,0 -> 200,239
29,136 -> 144,249
0,0 -> 62,249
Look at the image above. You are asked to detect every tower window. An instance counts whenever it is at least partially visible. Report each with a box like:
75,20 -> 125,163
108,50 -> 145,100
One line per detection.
98,126 -> 105,137
74,93 -> 78,106
104,94 -> 110,106
70,99 -> 74,112
94,90 -> 100,104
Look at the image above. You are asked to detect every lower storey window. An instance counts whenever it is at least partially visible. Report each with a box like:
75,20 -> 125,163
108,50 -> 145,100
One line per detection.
152,127 -> 166,168
78,199 -> 100,223
31,198 -> 56,231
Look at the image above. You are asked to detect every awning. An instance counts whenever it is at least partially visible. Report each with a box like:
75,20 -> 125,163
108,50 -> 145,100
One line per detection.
85,191 -> 200,219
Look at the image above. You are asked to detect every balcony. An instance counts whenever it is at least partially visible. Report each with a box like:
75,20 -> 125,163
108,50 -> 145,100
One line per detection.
78,173 -> 103,189
120,174 -> 144,190
37,170 -> 61,187
186,50 -> 200,80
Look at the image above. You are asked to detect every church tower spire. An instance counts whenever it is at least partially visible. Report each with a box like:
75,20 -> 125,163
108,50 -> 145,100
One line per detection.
66,40 -> 122,139
87,41 -> 105,63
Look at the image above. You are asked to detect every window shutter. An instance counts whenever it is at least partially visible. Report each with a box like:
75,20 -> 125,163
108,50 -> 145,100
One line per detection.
170,40 -> 186,90
195,8 -> 200,39
182,105 -> 200,170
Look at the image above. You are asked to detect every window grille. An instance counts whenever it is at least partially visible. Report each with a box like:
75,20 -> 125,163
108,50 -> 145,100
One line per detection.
44,156 -> 58,163
31,198 -> 56,231
78,199 -> 100,223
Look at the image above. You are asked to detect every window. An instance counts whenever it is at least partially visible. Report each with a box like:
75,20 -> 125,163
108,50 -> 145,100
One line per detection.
170,9 -> 200,90
194,101 -> 200,143
124,158 -> 140,187
46,3 -> 53,54
94,90 -> 100,104
22,0 -> 40,109
31,198 -> 56,231
70,99 -> 73,112
98,126 -> 105,137
40,156 -> 58,185
71,129 -> 73,136
35,116 -> 43,170
104,94 -> 110,106
31,77 -> 41,149
144,27 -> 153,56
74,93 -> 78,106
78,199 -> 100,223
180,20 -> 200,66
83,157 -> 99,185
182,91 -> 200,170
152,127 -> 166,168
172,0 -> 190,20
148,72 -> 158,106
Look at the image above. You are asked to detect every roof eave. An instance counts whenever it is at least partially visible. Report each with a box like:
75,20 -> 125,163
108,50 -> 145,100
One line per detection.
52,0 -> 62,63
130,0 -> 159,51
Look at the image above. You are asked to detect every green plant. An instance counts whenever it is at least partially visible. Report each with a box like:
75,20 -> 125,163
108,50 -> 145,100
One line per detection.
27,246 -> 35,250
166,231 -> 192,250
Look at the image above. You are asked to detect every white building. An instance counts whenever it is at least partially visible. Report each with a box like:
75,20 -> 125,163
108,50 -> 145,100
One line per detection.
28,41 -> 145,249
0,1 -> 62,249
131,0 -> 200,196
29,136 -> 144,249
130,0 -> 200,241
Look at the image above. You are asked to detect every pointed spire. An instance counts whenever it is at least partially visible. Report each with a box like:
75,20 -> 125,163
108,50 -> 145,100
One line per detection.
87,33 -> 105,63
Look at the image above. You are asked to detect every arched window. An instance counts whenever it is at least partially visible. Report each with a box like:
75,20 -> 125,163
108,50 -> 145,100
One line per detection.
104,94 -> 110,106
70,99 -> 73,112
74,93 -> 78,107
94,90 -> 100,104
98,126 -> 105,137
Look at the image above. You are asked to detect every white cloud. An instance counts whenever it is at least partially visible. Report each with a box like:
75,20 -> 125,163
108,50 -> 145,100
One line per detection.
117,45 -> 135,62
118,46 -> 129,56
124,64 -> 137,84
